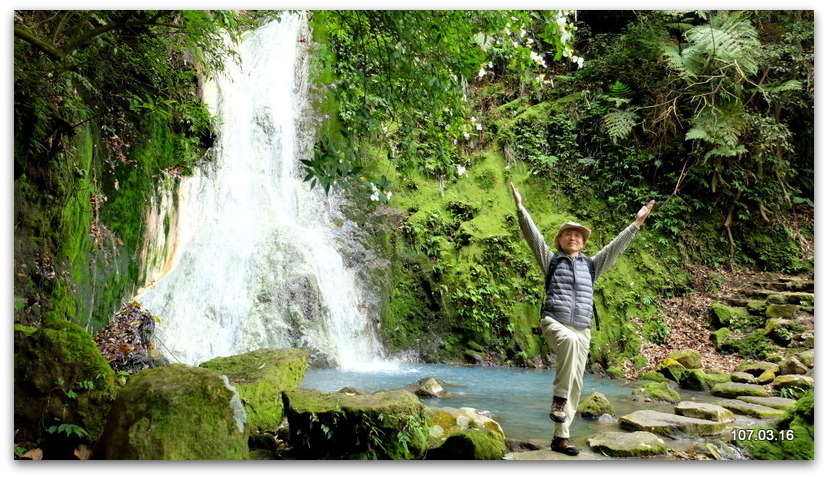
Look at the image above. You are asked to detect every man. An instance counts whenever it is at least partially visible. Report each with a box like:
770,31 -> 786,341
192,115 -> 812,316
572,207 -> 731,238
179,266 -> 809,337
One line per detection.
510,182 -> 654,455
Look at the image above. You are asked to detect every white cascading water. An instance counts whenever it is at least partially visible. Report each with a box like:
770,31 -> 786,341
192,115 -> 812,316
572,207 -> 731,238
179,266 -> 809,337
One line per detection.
136,13 -> 384,368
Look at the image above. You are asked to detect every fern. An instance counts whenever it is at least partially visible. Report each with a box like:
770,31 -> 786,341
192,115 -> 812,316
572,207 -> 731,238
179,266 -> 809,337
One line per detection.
603,109 -> 639,143
685,10 -> 761,76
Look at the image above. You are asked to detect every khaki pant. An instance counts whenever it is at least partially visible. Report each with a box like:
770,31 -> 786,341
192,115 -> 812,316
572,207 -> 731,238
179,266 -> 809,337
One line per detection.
540,317 -> 591,439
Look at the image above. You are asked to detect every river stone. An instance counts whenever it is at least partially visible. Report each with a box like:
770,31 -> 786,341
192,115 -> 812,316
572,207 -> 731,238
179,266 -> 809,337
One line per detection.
674,401 -> 734,422
282,388 -> 429,459
736,395 -> 796,410
711,381 -> 769,398
655,358 -> 686,383
666,349 -> 702,369
199,348 -> 309,432
715,398 -> 785,419
404,377 -> 448,398
772,374 -> 814,391
619,410 -> 728,438
587,431 -> 667,457
95,363 -> 249,460
577,392 -> 615,418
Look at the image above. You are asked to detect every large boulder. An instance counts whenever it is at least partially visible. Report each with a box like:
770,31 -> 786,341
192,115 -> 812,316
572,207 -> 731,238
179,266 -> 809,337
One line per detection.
14,321 -> 118,449
95,364 -> 249,460
403,377 -> 448,398
282,389 -> 429,459
199,348 -> 308,431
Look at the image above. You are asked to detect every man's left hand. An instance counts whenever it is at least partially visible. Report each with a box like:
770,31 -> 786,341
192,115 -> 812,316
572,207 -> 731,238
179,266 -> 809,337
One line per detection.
634,200 -> 656,227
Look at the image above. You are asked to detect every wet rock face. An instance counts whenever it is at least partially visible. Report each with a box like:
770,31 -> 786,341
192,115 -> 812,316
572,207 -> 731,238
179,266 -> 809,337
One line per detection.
587,431 -> 667,458
95,364 -> 250,460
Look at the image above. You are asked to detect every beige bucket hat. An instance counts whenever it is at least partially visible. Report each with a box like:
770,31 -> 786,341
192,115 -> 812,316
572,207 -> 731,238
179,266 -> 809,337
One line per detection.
554,221 -> 591,247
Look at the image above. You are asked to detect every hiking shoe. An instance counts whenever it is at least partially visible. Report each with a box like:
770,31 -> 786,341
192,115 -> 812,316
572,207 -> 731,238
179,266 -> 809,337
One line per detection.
551,436 -> 580,456
549,396 -> 567,423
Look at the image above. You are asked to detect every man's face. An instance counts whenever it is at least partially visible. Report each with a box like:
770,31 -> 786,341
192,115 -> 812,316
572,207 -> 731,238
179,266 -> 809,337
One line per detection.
558,229 -> 584,255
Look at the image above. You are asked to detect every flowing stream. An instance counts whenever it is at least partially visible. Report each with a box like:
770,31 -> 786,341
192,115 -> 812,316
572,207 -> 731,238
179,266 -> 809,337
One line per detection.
137,13 -> 383,368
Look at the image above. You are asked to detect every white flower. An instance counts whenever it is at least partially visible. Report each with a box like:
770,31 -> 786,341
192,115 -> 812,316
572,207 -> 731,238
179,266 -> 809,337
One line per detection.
456,164 -> 467,176
478,68 -> 486,78
464,131 -> 471,139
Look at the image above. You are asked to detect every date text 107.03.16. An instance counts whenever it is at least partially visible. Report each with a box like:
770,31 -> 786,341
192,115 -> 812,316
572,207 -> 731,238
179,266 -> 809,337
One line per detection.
731,428 -> 796,441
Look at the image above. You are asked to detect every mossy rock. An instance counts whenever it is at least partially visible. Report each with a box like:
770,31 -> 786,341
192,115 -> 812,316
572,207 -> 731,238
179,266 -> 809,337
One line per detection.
716,399 -> 785,419
765,304 -> 798,319
735,360 -> 779,377
655,358 -> 685,383
426,428 -> 506,460
711,382 -> 769,399
14,321 -> 118,444
282,389 -> 429,459
426,406 -> 505,449
710,327 -> 733,351
577,392 -> 615,418
739,389 -> 813,459
95,363 -> 249,460
638,370 -> 669,382
632,381 -> 681,404
678,369 -> 713,391
772,374 -> 814,392
666,349 -> 702,369
199,348 -> 309,431
708,303 -> 750,329
796,349 -> 815,368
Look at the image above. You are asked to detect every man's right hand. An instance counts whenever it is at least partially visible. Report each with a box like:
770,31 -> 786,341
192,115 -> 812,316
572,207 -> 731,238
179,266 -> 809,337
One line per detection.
510,182 -> 523,210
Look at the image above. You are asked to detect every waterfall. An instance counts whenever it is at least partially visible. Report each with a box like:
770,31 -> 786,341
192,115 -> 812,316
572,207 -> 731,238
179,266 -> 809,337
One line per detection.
136,13 -> 384,368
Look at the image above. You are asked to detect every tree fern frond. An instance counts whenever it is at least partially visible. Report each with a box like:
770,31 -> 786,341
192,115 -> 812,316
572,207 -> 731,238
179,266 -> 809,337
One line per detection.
685,10 -> 760,75
603,109 -> 639,142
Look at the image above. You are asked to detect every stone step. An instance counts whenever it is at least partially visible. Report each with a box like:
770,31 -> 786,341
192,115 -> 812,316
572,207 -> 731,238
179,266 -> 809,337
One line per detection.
716,398 -> 786,419
619,410 -> 729,439
736,395 -> 796,410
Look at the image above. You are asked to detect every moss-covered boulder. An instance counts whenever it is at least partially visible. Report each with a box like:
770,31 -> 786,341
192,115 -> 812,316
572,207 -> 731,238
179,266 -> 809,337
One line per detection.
586,431 -> 667,457
666,349 -> 702,369
95,363 -> 249,460
426,428 -> 506,460
199,348 -> 308,431
425,406 -> 505,449
738,389 -> 814,460
711,381 -> 769,399
778,356 -> 809,376
710,327 -> 734,351
631,381 -> 681,404
655,358 -> 685,383
14,321 -> 118,445
577,392 -> 615,418
736,360 -> 779,377
282,389 -> 429,459
709,303 -> 750,329
738,395 -> 796,411
678,369 -> 714,391
765,304 -> 798,319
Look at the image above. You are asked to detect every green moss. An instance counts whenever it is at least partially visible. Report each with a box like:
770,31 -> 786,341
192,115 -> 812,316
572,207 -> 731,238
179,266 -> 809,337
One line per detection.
740,389 -> 813,459
199,348 -> 309,431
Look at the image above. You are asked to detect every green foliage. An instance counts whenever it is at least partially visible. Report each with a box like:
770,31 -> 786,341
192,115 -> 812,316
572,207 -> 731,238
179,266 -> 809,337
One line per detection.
47,422 -> 91,441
